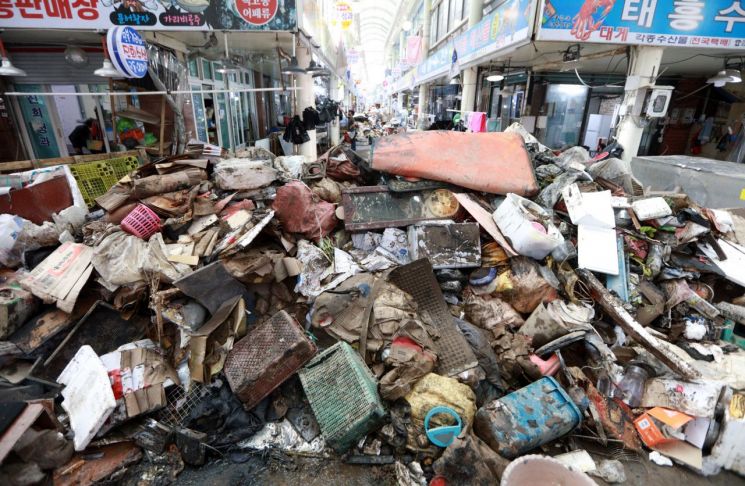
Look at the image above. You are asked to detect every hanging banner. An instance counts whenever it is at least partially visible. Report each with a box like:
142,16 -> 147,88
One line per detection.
537,0 -> 745,48
347,48 -> 360,65
406,36 -> 423,65
333,1 -> 353,31
0,0 -> 297,31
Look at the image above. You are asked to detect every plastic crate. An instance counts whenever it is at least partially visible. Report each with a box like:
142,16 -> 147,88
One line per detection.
121,204 -> 161,240
224,310 -> 316,410
299,342 -> 386,452
68,156 -> 140,207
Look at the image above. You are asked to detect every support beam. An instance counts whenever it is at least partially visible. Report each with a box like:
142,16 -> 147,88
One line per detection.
296,45 -> 317,160
460,0 -> 485,113
577,268 -> 700,380
416,0 -> 432,129
329,78 -> 340,146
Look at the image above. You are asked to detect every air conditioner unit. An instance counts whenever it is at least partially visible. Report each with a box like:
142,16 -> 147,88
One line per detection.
645,86 -> 674,118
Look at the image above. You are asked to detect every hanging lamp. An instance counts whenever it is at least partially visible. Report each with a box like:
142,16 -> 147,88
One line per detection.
282,34 -> 306,75
94,35 -> 121,78
0,36 -> 26,77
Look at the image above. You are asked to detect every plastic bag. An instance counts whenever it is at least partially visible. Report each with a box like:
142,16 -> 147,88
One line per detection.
92,231 -> 190,286
493,194 -> 564,260
0,214 -> 26,267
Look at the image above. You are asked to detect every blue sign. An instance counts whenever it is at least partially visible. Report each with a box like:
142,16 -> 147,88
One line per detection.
538,0 -> 745,48
408,0 -> 536,86
107,26 -> 149,78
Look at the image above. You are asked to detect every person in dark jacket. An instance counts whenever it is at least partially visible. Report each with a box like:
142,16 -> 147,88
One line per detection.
69,118 -> 95,154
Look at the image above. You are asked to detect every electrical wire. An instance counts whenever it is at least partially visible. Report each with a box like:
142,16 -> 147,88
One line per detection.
676,84 -> 710,101
660,53 -> 731,66
574,68 -> 625,88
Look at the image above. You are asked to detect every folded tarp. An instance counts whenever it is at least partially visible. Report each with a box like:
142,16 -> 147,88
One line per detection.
371,131 -> 538,196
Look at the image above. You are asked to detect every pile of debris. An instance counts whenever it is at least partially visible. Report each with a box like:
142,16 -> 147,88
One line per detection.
1,129 -> 744,485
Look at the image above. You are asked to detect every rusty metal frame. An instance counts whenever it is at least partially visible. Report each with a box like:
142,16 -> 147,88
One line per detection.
341,186 -> 451,231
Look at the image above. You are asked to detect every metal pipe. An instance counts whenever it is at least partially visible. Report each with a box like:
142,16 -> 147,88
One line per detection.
3,86 -> 303,97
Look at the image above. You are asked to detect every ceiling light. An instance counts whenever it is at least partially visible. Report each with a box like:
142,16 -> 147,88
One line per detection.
306,59 -> 325,74
723,68 -> 742,83
0,57 -> 26,77
94,58 -> 121,78
449,76 -> 460,85
707,69 -> 742,87
0,37 -> 25,77
64,46 -> 88,66
281,56 -> 306,74
312,68 -> 331,77
402,20 -> 413,32
486,73 -> 504,82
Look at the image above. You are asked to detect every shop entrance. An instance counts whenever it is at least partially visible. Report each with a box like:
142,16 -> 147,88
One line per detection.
50,85 -> 84,155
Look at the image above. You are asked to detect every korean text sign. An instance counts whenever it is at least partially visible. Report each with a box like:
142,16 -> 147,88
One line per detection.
415,0 -> 537,83
538,0 -> 745,48
0,0 -> 296,31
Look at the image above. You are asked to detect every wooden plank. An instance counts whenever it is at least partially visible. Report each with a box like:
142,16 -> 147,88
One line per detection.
577,268 -> 700,380
0,160 -> 34,173
167,254 -> 199,266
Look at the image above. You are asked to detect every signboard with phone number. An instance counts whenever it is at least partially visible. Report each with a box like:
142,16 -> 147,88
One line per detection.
538,0 -> 745,48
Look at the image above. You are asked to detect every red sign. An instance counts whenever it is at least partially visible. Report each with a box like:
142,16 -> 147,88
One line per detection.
235,0 -> 278,25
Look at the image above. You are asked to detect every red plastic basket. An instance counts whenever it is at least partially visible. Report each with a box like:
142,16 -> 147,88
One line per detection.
121,204 -> 161,240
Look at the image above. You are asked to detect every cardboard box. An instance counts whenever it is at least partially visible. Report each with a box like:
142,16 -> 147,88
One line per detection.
634,407 -> 704,469
187,295 -> 246,383
20,242 -> 93,313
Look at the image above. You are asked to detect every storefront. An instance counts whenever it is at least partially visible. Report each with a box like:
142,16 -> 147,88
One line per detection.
0,0 -> 354,162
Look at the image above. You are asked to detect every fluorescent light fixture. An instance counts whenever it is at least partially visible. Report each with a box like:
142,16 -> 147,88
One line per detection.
216,60 -> 240,73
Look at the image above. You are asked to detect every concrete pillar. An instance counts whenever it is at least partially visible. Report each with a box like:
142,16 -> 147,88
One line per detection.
329,77 -> 340,146
416,0 -> 432,129
296,45 -> 317,160
460,0 -> 484,113
615,46 -> 664,162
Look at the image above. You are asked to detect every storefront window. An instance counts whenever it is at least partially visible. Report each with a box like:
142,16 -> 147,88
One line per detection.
202,59 -> 212,80
216,93 -> 230,148
16,85 -> 61,159
191,84 -> 208,142
230,92 -> 243,147
188,59 -> 199,78
542,84 -> 588,149
430,5 -> 439,42
438,1 -> 449,40
241,91 -> 253,143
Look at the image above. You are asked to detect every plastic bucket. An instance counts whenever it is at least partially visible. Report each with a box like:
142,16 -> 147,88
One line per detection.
121,204 -> 161,240
500,455 -> 596,486
474,377 -> 582,458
